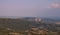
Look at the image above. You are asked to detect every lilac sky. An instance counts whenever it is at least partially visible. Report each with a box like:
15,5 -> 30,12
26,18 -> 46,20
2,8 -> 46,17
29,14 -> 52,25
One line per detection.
0,0 -> 60,17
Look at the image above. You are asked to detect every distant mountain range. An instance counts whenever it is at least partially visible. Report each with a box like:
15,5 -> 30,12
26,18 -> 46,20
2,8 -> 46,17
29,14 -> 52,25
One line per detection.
0,16 -> 60,21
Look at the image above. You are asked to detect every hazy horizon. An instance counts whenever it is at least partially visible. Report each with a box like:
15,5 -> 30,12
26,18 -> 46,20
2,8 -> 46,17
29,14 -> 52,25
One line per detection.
0,0 -> 60,18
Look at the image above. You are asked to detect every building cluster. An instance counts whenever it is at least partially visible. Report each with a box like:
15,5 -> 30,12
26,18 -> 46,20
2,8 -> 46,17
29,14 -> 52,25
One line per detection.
24,26 -> 58,35
25,17 -> 42,22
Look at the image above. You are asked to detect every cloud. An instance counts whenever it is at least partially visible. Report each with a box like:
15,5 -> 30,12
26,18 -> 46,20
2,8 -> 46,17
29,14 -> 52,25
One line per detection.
48,3 -> 60,8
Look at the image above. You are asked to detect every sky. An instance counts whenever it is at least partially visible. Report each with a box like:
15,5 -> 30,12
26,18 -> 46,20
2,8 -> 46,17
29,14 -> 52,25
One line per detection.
0,0 -> 60,17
